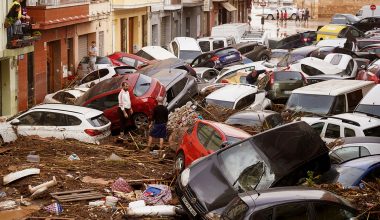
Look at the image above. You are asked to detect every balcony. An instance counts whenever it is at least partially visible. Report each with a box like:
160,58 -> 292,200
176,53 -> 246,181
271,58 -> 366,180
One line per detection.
28,0 -> 90,7
163,0 -> 182,10
182,0 -> 202,7
112,0 -> 162,9
4,22 -> 38,56
89,1 -> 111,21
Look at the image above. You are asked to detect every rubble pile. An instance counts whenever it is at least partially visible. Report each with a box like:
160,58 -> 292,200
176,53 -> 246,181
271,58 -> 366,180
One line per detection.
198,104 -> 238,122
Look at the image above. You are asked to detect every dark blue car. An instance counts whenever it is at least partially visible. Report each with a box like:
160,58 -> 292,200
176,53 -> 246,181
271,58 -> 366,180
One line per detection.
190,47 -> 242,70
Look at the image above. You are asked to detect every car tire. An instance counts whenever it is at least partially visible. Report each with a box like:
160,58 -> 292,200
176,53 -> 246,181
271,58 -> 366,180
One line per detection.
175,151 -> 186,173
291,14 -> 296,20
132,113 -> 149,129
267,14 -> 274,20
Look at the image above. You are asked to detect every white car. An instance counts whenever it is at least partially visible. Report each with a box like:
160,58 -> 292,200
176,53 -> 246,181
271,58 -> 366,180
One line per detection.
240,29 -> 271,46
0,104 -> 111,145
215,61 -> 274,83
169,37 -> 203,63
305,113 -> 380,144
197,36 -> 237,52
76,67 -> 116,88
43,88 -> 89,104
205,84 -> 272,111
329,136 -> 380,163
355,84 -> 380,118
135,46 -> 176,61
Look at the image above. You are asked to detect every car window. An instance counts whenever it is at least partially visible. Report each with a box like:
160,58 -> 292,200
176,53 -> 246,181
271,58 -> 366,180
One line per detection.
41,112 -> 67,126
235,93 -> 256,110
301,64 -> 325,76
135,50 -> 155,60
222,197 -> 249,220
66,115 -> 82,126
18,111 -> 43,125
52,92 -> 75,103
199,41 -> 210,52
86,93 -> 118,111
120,57 -> 137,67
350,29 -> 360,38
172,77 -> 188,96
88,114 -> 110,127
216,48 -> 238,57
311,122 -> 325,135
313,203 -> 356,219
329,54 -> 343,65
133,74 -> 152,97
197,123 -> 214,147
344,127 -> 356,137
207,132 -> 223,151
81,69 -> 110,84
213,40 -> 225,50
250,208 -> 273,220
331,146 -> 360,162
364,126 -> 380,137
274,203 -> 309,220
96,57 -> 111,64
265,114 -> 283,128
331,95 -> 346,114
346,90 -> 363,112
274,71 -> 303,81
325,123 -> 341,139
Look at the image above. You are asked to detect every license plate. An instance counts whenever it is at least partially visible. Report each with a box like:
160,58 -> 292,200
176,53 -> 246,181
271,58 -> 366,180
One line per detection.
181,196 -> 197,216
284,90 -> 292,94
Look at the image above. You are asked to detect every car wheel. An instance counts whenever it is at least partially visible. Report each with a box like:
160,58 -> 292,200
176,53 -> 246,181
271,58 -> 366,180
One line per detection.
175,151 -> 186,173
133,113 -> 149,129
267,14 -> 274,20
260,54 -> 270,61
291,14 -> 296,20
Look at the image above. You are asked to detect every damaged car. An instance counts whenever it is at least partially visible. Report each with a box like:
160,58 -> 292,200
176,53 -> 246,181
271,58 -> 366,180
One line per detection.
176,121 -> 331,218
137,58 -> 196,77
43,88 -> 89,104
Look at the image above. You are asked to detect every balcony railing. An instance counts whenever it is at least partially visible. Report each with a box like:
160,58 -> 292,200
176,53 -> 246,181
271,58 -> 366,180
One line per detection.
28,0 -> 89,6
6,22 -> 40,49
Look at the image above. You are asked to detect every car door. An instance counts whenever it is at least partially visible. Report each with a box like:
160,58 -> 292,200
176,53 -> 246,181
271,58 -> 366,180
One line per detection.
271,202 -> 311,220
190,122 -> 216,162
310,122 -> 326,137
15,111 -> 44,137
58,114 -> 84,141
311,202 -> 357,220
323,123 -> 342,144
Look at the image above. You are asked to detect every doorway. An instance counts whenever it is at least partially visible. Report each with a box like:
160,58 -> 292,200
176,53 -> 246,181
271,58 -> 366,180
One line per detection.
121,18 -> 127,52
128,17 -> 134,53
46,41 -> 61,94
27,52 -> 34,108
185,17 -> 190,37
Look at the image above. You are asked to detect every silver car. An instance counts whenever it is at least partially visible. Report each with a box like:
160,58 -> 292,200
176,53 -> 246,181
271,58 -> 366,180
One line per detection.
77,56 -> 113,78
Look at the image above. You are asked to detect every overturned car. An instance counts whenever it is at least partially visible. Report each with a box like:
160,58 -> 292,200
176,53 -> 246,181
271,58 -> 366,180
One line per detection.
176,121 -> 330,219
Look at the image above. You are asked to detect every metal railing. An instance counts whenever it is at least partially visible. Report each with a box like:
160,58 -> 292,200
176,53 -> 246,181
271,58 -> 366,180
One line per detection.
29,0 -> 90,6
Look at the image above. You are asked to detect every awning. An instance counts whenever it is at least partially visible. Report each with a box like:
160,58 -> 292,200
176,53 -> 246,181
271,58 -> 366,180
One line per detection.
221,2 -> 237,11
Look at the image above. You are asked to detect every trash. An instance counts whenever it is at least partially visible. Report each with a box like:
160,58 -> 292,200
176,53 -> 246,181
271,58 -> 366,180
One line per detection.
128,200 -> 146,208
105,196 -> 118,207
0,191 -> 6,198
82,176 -> 112,185
89,200 -> 105,207
29,176 -> 57,194
140,184 -> 172,205
26,152 -> 40,163
106,153 -> 123,161
51,189 -> 104,202
111,178 -> 133,193
68,154 -> 80,161
0,200 -> 17,210
30,187 -> 48,199
126,205 -> 177,216
3,168 -> 40,185
20,196 -> 32,206
43,202 -> 63,215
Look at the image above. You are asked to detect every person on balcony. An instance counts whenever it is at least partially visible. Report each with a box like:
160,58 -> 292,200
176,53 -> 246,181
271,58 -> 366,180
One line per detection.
6,4 -> 22,44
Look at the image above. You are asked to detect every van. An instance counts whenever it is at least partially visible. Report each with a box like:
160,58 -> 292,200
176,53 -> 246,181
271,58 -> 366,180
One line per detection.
197,36 -> 236,52
354,85 -> 380,118
356,5 -> 380,19
316,24 -> 364,41
169,37 -> 202,63
286,80 -> 375,116
210,23 -> 250,43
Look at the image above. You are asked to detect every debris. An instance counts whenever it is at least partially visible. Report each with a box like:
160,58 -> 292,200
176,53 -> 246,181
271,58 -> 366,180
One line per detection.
106,153 -> 123,161
29,176 -> 57,194
3,168 -> 40,185
81,176 -> 112,185
128,200 -> 146,208
105,196 -> 118,207
30,187 -> 48,199
0,200 -> 17,210
20,196 -> 32,206
26,152 -> 40,163
88,200 -> 105,207
50,189 -> 104,202
68,153 -> 80,161
24,218 -> 75,220
0,147 -> 12,154
140,184 -> 172,205
111,177 -> 133,193
0,191 -> 6,198
126,205 -> 177,216
43,202 -> 63,215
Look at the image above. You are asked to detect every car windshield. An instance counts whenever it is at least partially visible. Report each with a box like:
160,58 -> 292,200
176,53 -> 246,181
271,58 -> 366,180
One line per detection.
179,50 -> 202,62
355,104 -> 380,118
96,57 -> 111,64
87,114 -> 110,127
206,98 -> 235,109
277,53 -> 305,67
133,74 -> 152,97
368,64 -> 380,77
274,71 -> 303,81
225,117 -> 263,127
286,94 -> 335,115
218,140 -> 275,192
319,166 -> 364,187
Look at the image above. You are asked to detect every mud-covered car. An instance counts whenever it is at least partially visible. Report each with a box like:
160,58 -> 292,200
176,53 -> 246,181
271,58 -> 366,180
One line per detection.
176,121 -> 330,218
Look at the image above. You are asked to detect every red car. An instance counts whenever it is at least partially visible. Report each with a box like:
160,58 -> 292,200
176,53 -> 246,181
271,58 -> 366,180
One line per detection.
75,73 -> 166,130
175,120 -> 251,172
108,52 -> 154,69
356,59 -> 380,83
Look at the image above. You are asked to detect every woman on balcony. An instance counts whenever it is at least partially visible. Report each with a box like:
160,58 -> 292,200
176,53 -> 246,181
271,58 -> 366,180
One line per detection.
6,4 -> 23,45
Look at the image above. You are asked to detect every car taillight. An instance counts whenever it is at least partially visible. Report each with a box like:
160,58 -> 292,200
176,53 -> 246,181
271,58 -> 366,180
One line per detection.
211,56 -> 219,62
270,73 -> 274,85
369,74 -> 380,83
221,79 -> 229,83
85,129 -> 102,136
303,38 -> 309,42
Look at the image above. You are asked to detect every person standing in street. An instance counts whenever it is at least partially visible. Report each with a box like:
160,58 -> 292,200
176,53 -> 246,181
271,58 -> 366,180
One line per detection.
280,10 -> 284,25
276,10 -> 280,25
284,10 -> 288,24
118,82 -> 133,140
88,41 -> 98,72
305,8 -> 310,24
295,8 -> 300,23
145,97 -> 169,159
301,8 -> 305,21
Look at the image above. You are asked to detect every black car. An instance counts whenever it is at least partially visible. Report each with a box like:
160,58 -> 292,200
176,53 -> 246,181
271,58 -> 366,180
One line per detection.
176,121 -> 330,218
137,58 -> 196,77
191,47 -> 242,70
149,69 -> 198,111
353,16 -> 380,33
331,13 -> 360,25
225,110 -> 283,131
231,42 -> 271,61
221,187 -> 358,220
269,31 -> 317,50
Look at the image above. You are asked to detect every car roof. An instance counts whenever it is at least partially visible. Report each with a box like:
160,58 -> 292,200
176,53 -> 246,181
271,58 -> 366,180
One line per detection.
340,155 -> 380,170
32,104 -> 103,118
358,85 -> 380,105
206,84 -> 258,102
172,37 -> 200,51
149,68 -> 188,88
201,120 -> 251,138
298,57 -> 343,74
140,46 -> 176,60
323,112 -> 380,128
292,80 -> 374,96
227,110 -> 278,121
341,136 -> 380,145
109,52 -> 148,62
240,186 -> 355,210
318,24 -> 348,33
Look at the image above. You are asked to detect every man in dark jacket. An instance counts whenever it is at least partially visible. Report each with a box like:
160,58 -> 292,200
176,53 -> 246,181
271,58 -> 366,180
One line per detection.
246,69 -> 266,85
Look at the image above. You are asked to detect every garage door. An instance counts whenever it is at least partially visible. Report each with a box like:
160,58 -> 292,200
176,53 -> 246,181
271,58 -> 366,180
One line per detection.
78,35 -> 88,61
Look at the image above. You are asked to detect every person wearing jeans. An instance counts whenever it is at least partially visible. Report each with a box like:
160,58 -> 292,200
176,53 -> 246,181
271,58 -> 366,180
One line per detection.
118,82 -> 133,139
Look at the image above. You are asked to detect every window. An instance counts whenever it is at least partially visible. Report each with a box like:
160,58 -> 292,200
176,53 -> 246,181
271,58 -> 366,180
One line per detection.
87,94 -> 118,111
235,94 -> 256,110
202,70 -> 218,81
346,90 -> 363,112
345,60 -> 355,76
331,95 -> 345,114
207,132 -> 223,151
81,69 -> 110,84
274,71 -> 303,81
88,114 -> 110,127
41,112 -> 67,126
18,112 -> 43,125
120,57 -> 137,67
330,146 -> 370,163
344,127 -> 356,137
196,123 -> 214,147
213,40 -> 225,50
172,78 -> 188,96
301,64 -> 325,76
250,208 -> 273,220
52,92 -> 75,104
325,123 -> 341,139
135,50 -> 155,60
274,203 -> 309,220
311,122 -> 325,135
199,41 -> 210,52
222,197 -> 249,220
96,57 -> 111,64
364,126 -> 380,137
133,74 -> 152,97
313,203 -> 356,220
67,115 -> 82,126
329,54 -> 343,65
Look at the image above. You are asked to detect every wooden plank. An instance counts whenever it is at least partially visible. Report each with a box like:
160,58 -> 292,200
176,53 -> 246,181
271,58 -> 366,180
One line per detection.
52,193 -> 102,200
24,217 -> 75,220
0,147 -> 12,154
57,195 -> 104,202
50,189 -> 94,196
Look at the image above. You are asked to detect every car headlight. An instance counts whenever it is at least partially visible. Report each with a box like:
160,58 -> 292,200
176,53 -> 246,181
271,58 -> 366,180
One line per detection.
181,168 -> 190,187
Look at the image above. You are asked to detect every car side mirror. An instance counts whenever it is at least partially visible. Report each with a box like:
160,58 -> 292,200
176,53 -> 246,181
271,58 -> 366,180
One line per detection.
220,141 -> 229,148
10,119 -> 20,126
